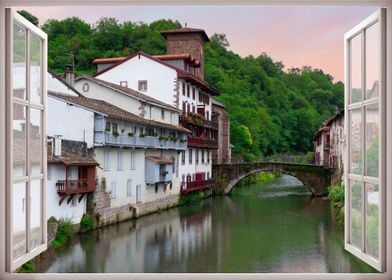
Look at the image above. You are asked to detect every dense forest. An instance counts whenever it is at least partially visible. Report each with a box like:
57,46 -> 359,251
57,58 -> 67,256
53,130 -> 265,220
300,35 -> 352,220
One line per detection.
21,11 -> 344,162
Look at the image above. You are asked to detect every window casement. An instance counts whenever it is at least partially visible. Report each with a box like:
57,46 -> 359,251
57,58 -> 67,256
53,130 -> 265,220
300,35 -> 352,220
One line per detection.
130,150 -> 136,170
189,148 -> 192,164
181,151 -> 185,165
202,149 -> 205,163
195,149 -> 199,164
138,80 -> 147,92
182,82 -> 185,96
344,8 -> 386,272
105,121 -> 111,132
126,179 -> 132,197
192,87 -> 195,100
111,181 -> 117,199
117,151 -> 123,171
112,123 -> 118,134
104,150 -> 110,171
5,10 -> 48,271
119,80 -> 128,88
161,108 -> 165,120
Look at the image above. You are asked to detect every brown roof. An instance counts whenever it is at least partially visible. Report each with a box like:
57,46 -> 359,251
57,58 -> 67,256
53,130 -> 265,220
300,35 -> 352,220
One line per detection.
153,53 -> 200,67
146,156 -> 173,164
92,57 -> 127,65
47,142 -> 98,166
160,27 -> 210,42
48,91 -> 189,133
325,109 -> 344,127
313,126 -> 330,140
76,75 -> 178,111
93,51 -> 220,95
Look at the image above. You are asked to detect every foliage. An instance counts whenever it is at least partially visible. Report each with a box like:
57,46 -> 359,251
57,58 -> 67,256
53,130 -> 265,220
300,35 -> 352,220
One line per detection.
328,184 -> 344,205
17,260 -> 35,273
79,213 -> 96,233
51,218 -> 74,248
34,12 -> 344,161
236,171 -> 281,187
18,10 -> 39,26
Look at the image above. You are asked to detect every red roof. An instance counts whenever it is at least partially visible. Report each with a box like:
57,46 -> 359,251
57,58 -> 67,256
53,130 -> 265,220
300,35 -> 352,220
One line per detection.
94,51 -> 220,95
93,57 -> 126,64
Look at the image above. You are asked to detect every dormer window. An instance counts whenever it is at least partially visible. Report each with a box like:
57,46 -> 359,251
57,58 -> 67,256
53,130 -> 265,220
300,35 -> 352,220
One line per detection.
138,80 -> 147,92
120,81 -> 128,88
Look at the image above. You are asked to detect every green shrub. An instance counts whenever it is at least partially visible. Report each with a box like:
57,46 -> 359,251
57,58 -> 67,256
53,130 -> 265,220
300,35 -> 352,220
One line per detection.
51,218 -> 74,248
80,214 -> 96,233
328,184 -> 345,204
17,260 -> 35,273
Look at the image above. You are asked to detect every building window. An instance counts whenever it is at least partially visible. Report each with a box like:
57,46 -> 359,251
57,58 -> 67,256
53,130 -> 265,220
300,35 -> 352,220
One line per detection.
187,84 -> 190,97
181,151 -> 185,165
111,181 -> 117,199
207,150 -> 210,163
195,149 -> 199,164
161,108 -> 165,120
82,82 -> 89,92
127,179 -> 132,197
120,81 -> 128,87
192,87 -> 195,100
47,166 -> 52,180
182,82 -> 185,96
105,121 -> 111,132
117,151 -> 124,171
207,172 -> 210,179
202,149 -> 205,163
104,151 -> 110,171
171,157 -> 176,173
182,102 -> 186,114
71,196 -> 77,207
182,175 -> 185,183
112,123 -> 118,134
130,150 -> 136,170
189,148 -> 193,164
138,80 -> 147,92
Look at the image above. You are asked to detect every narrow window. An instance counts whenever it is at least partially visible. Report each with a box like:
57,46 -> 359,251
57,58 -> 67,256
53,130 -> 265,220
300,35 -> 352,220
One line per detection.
202,149 -> 205,163
105,121 -> 111,132
130,150 -> 136,170
207,150 -> 210,163
181,151 -> 185,165
195,149 -> 199,164
192,87 -> 195,100
104,151 -> 110,171
189,148 -> 193,164
187,84 -> 190,97
112,123 -> 118,134
117,151 -> 123,171
127,179 -> 132,197
111,181 -> 117,199
120,81 -> 128,88
138,80 -> 147,92
182,82 -> 185,96
161,108 -> 165,120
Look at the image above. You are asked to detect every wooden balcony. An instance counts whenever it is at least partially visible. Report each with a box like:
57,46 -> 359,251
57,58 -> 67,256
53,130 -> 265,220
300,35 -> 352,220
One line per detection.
180,114 -> 218,130
180,179 -> 215,194
56,179 -> 95,195
187,136 -> 218,149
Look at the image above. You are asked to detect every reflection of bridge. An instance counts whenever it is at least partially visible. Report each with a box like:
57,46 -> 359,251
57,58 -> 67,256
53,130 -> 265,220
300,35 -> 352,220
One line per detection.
212,162 -> 332,196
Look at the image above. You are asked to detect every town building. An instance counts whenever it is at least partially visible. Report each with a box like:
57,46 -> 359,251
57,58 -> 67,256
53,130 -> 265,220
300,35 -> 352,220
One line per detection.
91,27 -> 221,195
211,98 -> 231,164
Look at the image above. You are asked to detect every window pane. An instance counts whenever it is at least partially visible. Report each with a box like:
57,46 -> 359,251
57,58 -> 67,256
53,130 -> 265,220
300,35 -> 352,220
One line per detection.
365,104 -> 379,177
350,108 -> 362,174
13,181 -> 26,260
365,22 -> 380,100
350,34 -> 363,103
365,182 -> 379,258
30,34 -> 42,104
13,104 -> 27,177
30,179 -> 42,250
350,180 -> 363,249
13,23 -> 26,100
30,108 -> 42,175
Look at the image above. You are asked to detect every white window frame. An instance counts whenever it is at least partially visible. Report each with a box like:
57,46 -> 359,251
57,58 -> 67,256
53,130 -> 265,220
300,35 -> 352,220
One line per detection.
126,179 -> 132,197
111,181 -> 117,199
1,1 -> 392,280
117,150 -> 123,171
103,150 -> 110,171
344,8 -> 386,272
130,150 -> 136,170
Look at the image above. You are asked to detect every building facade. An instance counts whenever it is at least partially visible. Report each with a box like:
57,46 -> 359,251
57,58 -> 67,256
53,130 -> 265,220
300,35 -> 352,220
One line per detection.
211,98 -> 231,164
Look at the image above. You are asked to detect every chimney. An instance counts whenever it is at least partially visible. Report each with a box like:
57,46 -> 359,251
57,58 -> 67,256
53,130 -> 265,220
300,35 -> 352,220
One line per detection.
54,135 -> 62,157
65,64 -> 75,87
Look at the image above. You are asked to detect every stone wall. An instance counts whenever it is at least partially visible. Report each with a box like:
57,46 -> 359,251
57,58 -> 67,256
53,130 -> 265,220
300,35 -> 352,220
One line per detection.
212,104 -> 231,164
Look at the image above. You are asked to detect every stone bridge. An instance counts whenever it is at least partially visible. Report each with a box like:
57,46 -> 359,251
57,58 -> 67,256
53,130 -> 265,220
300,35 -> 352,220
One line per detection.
212,162 -> 332,196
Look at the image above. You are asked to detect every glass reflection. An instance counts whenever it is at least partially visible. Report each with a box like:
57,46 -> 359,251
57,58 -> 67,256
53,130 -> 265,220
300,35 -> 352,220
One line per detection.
30,34 -> 42,104
13,103 -> 26,177
350,34 -> 362,103
30,179 -> 42,249
365,104 -> 379,177
13,23 -> 26,100
365,182 -> 379,259
350,180 -> 362,249
350,109 -> 362,174
30,109 -> 42,174
365,22 -> 380,100
13,181 -> 26,260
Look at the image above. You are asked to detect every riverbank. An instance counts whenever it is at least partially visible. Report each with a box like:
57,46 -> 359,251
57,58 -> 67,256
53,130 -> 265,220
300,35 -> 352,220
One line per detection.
328,184 -> 345,224
235,171 -> 281,187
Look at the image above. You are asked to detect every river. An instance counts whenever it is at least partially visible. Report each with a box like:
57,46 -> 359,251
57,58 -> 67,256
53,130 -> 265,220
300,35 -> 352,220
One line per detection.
35,174 -> 377,273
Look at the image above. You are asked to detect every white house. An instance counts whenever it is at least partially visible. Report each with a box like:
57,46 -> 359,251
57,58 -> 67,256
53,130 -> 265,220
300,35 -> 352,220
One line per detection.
91,27 -> 220,195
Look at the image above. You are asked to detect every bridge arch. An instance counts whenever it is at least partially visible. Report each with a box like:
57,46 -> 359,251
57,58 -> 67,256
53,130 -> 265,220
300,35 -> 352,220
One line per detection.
212,162 -> 331,197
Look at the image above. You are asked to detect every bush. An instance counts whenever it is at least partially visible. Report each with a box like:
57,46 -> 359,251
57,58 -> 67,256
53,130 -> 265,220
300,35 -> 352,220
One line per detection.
51,218 -> 74,248
17,260 -> 35,273
80,214 -> 96,233
328,184 -> 344,204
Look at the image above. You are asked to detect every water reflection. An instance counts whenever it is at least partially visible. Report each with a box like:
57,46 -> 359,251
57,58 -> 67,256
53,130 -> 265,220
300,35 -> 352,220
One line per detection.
36,174 -> 377,273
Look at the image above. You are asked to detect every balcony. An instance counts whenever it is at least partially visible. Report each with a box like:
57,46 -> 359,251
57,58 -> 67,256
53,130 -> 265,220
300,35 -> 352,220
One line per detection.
188,136 -> 218,149
95,132 -> 187,150
181,179 -> 215,194
180,113 -> 218,130
56,179 -> 95,195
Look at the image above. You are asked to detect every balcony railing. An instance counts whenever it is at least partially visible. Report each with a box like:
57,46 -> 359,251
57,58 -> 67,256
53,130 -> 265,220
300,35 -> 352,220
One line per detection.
187,136 -> 218,149
181,179 -> 215,194
180,114 -> 218,130
56,179 -> 95,195
95,133 -> 187,150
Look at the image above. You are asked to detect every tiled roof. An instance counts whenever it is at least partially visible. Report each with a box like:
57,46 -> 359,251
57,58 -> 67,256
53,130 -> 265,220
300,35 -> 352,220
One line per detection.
153,53 -> 200,67
160,27 -> 210,42
93,51 -> 220,95
76,76 -> 178,111
92,57 -> 127,64
146,156 -> 173,164
325,109 -> 344,127
48,91 -> 189,133
47,141 -> 97,166
313,126 -> 330,140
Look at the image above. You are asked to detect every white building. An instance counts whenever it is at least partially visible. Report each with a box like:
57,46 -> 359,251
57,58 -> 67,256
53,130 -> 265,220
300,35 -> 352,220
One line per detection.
90,27 -> 220,194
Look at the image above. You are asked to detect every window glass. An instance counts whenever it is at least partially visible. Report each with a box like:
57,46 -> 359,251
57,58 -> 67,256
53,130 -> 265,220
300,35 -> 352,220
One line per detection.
365,22 -> 380,100
30,108 -> 42,174
13,104 -> 26,177
12,181 -> 26,260
30,179 -> 42,250
365,104 -> 379,177
350,34 -> 362,103
350,108 -> 362,174
350,179 -> 363,249
30,33 -> 42,104
366,182 -> 379,258
13,23 -> 26,100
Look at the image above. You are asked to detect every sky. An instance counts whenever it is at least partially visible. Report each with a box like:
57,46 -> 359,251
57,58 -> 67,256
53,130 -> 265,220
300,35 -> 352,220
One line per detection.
18,5 -> 380,82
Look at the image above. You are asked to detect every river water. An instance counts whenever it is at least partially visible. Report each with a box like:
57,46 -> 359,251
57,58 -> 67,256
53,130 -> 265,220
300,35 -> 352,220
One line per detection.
35,174 -> 377,273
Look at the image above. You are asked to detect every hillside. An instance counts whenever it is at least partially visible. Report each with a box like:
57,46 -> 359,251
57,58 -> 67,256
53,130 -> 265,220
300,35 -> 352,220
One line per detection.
26,13 -> 344,161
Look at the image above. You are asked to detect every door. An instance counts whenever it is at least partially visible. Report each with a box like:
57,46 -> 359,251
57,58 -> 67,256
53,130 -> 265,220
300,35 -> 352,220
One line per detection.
5,9 -> 48,271
345,8 -> 385,272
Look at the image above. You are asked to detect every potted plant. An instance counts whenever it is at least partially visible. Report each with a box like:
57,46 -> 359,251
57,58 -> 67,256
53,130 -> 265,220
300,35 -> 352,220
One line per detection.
139,133 -> 146,138
112,131 -> 119,137
127,132 -> 134,137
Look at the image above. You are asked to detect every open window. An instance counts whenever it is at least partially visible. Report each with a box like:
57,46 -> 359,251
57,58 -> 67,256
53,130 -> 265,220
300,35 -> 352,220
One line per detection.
345,8 -> 386,272
5,9 -> 47,271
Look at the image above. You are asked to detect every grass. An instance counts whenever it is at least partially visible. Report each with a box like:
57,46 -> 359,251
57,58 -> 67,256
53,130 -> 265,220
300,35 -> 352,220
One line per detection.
79,214 -> 96,233
328,184 -> 345,224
